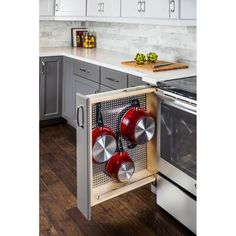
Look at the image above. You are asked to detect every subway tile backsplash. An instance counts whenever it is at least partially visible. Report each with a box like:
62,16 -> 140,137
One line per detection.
40,21 -> 196,65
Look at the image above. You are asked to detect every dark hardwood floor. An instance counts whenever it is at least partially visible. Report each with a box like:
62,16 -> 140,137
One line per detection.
40,123 -> 195,236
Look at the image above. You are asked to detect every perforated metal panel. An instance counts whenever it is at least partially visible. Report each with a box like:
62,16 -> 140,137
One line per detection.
92,94 -> 147,188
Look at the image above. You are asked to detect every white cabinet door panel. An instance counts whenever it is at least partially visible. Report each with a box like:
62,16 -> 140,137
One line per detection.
55,0 -> 86,16
40,0 -> 54,16
180,0 -> 196,19
143,0 -> 169,18
87,0 -> 101,17
121,0 -> 142,18
121,0 -> 169,19
103,0 -> 120,17
87,0 -> 120,17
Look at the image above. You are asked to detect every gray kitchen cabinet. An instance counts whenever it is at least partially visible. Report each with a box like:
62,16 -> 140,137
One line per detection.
128,74 -> 148,87
99,84 -> 114,92
101,67 -> 128,90
72,75 -> 99,126
62,57 -> 73,123
73,59 -> 100,83
40,56 -> 62,121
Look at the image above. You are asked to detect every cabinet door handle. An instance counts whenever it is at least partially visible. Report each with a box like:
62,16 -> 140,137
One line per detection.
77,105 -> 84,128
98,2 -> 101,12
55,3 -> 59,11
41,61 -> 45,75
137,1 -> 141,12
170,0 -> 175,13
141,1 -> 145,12
101,2 -> 104,12
80,68 -> 90,73
105,77 -> 119,83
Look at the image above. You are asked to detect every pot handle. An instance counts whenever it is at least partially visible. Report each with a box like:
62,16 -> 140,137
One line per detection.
96,103 -> 104,127
116,132 -> 124,153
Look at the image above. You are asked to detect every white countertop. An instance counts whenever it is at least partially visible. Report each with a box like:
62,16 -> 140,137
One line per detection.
39,47 -> 196,85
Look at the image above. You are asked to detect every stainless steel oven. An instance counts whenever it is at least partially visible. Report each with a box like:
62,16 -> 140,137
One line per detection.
155,76 -> 197,233
157,90 -> 196,196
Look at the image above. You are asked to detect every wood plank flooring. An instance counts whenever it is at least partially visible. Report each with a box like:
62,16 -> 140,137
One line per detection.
40,123 -> 195,236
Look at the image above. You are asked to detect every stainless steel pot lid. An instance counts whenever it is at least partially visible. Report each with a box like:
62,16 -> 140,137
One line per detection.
93,135 -> 117,163
117,161 -> 135,182
134,116 -> 155,144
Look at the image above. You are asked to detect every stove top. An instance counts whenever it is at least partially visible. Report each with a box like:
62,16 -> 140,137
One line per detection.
156,76 -> 196,100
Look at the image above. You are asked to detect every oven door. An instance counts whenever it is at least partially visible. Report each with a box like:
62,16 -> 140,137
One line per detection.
157,90 -> 196,196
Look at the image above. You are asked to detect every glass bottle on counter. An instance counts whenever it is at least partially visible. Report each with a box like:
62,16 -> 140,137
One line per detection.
82,31 -> 96,48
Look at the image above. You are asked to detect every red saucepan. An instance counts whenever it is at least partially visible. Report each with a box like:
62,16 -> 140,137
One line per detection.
106,133 -> 135,182
120,106 -> 156,145
92,103 -> 117,163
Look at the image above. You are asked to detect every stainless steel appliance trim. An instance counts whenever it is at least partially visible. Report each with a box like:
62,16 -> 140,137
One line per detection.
156,93 -> 196,196
156,90 -> 196,115
158,158 -> 196,196
156,174 -> 196,233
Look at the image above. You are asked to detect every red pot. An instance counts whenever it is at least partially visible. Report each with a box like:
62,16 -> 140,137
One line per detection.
92,126 -> 117,163
106,151 -> 135,182
120,107 -> 155,145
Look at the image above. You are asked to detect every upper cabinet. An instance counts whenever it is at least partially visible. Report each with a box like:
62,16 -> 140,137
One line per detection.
40,0 -> 54,16
87,0 -> 120,17
121,0 -> 169,19
180,0 -> 196,19
55,0 -> 86,16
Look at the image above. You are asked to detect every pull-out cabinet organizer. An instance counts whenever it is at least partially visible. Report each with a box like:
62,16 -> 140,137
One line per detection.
76,86 -> 158,219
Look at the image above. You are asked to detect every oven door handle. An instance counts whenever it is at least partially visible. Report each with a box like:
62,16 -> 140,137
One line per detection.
156,91 -> 197,114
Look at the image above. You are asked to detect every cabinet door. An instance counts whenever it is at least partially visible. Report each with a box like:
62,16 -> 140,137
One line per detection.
180,0 -> 196,19
121,0 -> 169,18
142,0 -> 169,18
128,74 -> 148,87
87,0 -> 121,17
76,86 -> 158,219
87,0 -> 100,17
121,0 -> 142,18
62,57 -> 73,123
40,0 -> 54,16
40,57 -> 62,121
102,0 -> 120,17
99,85 -> 114,92
72,76 -> 99,126
55,0 -> 86,16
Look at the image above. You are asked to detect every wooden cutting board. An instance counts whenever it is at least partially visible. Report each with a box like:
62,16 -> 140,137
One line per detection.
121,60 -> 188,72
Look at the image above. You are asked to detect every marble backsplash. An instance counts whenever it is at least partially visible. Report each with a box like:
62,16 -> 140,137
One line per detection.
40,21 -> 196,65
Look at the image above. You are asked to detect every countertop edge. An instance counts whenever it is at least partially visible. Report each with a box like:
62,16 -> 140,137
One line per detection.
39,48 -> 196,85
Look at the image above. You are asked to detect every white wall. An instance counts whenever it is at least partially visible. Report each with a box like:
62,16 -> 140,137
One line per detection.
40,21 -> 196,65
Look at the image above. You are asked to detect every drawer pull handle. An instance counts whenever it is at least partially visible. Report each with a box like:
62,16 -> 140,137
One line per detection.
105,77 -> 119,83
76,105 -> 84,128
80,68 -> 90,73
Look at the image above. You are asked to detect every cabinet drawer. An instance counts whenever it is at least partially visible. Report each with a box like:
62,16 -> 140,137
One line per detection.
128,74 -> 148,87
99,85 -> 114,92
76,86 -> 158,219
101,67 -> 128,89
73,60 -> 100,83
